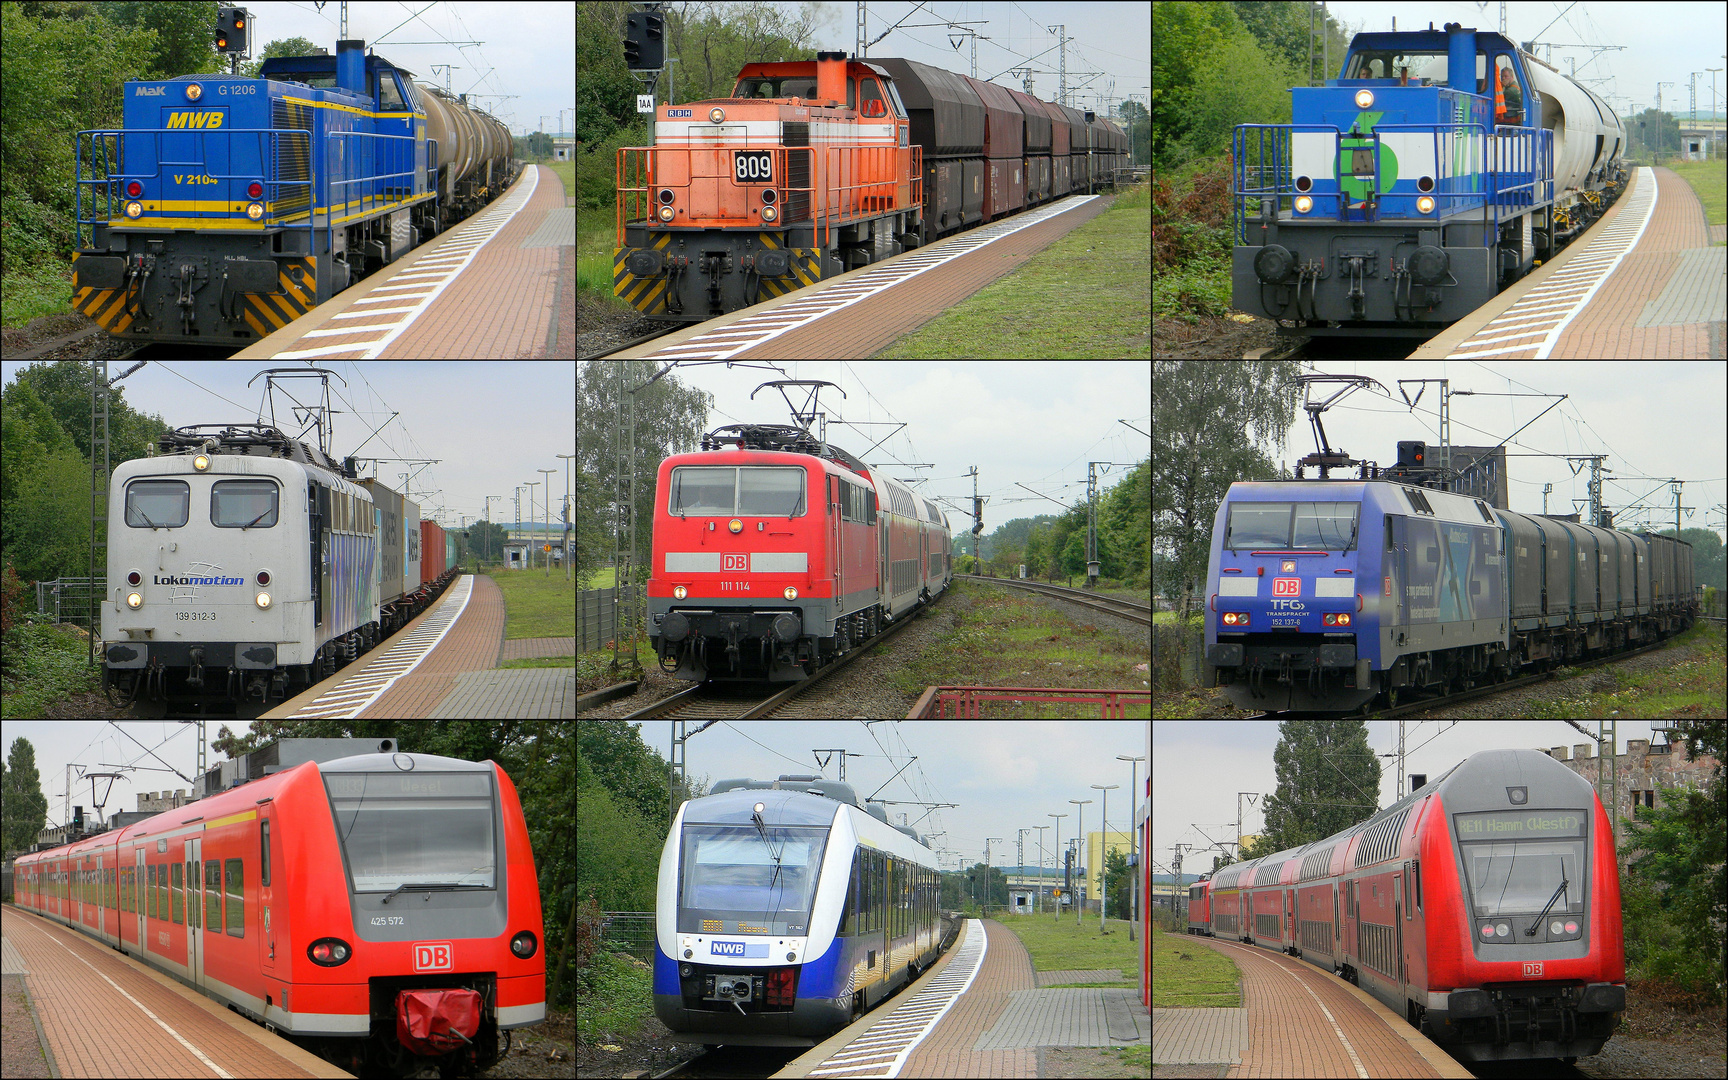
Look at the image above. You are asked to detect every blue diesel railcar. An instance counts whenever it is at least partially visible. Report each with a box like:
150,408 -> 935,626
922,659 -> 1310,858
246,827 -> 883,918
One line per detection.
1204,478 -> 1696,713
654,775 -> 943,1046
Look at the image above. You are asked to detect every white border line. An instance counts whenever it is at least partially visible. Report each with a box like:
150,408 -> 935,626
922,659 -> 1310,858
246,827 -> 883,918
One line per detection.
287,575 -> 474,718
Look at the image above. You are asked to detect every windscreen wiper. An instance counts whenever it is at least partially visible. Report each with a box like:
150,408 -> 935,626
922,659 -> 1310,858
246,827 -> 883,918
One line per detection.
1525,868 -> 1569,935
379,882 -> 486,904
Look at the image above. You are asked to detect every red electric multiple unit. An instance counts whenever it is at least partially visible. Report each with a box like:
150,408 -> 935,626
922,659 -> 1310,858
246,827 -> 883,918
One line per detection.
1197,748 -> 1624,1063
12,750 -> 545,1077
646,383 -> 951,682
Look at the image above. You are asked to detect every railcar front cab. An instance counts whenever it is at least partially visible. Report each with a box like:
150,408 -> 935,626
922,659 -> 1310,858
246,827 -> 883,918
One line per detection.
1420,756 -> 1624,1061
313,753 -> 545,1074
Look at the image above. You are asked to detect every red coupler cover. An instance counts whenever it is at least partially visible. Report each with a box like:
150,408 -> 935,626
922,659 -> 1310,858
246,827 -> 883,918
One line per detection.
396,988 -> 483,1056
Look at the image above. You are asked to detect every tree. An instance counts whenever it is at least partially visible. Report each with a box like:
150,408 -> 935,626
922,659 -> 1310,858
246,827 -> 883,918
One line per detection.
3,738 -> 50,855
1249,721 -> 1382,857
1152,360 -> 1301,611
1618,720 -> 1725,1000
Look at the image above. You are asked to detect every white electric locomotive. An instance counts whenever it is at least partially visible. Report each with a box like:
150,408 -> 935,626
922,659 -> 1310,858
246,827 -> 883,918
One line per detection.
654,774 -> 944,1045
101,422 -> 441,710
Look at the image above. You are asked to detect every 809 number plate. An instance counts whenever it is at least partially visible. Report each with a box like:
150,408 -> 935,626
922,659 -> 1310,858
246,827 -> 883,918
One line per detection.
733,151 -> 773,183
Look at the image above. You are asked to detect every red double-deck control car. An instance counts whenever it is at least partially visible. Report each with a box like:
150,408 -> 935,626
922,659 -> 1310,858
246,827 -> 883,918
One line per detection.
648,409 -> 951,682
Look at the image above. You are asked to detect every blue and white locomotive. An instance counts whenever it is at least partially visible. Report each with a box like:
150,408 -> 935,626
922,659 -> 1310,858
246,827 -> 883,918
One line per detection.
1203,459 -> 1697,713
72,37 -> 513,346
655,775 -> 944,1045
1232,23 -> 1626,334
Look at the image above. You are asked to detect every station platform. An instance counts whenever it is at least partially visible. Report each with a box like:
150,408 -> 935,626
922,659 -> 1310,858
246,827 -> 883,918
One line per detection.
261,575 -> 574,720
1,904 -> 351,1078
1413,166 -> 1725,359
776,918 -> 1146,1079
615,193 -> 1114,360
1154,935 -> 1471,1079
233,164 -> 574,360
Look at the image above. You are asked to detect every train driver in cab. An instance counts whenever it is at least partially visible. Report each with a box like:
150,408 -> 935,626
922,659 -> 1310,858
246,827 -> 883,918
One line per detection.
1477,55 -> 1523,124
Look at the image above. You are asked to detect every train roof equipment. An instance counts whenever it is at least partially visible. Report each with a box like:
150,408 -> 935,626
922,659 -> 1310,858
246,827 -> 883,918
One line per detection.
1292,373 -> 1388,479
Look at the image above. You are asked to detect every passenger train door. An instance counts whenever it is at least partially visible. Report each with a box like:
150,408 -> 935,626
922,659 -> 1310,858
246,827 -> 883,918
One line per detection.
258,806 -> 276,977
187,837 -> 204,989
1392,872 -> 1403,985
830,478 -> 843,601
134,848 -> 146,952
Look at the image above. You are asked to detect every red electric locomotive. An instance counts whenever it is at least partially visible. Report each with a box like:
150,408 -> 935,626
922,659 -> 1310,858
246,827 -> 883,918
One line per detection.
1208,748 -> 1624,1063
648,381 -> 951,681
13,748 -> 544,1077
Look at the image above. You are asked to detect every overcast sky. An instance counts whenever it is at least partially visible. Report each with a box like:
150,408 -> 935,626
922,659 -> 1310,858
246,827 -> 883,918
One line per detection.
668,1 -> 1150,117
631,719 -> 1149,877
1,360 -> 576,530
1316,1 -> 1727,119
2,720 -> 228,833
1151,719 -> 1684,882
1267,360 -> 1725,542
217,1 -> 573,137
634,360 -> 1150,533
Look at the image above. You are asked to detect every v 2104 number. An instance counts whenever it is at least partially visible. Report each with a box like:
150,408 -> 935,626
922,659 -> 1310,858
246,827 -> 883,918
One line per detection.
734,151 -> 773,183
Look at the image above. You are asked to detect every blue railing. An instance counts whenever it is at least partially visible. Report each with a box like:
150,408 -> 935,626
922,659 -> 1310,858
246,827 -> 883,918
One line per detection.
75,127 -> 443,273
1232,122 -> 1555,242
75,127 -> 315,258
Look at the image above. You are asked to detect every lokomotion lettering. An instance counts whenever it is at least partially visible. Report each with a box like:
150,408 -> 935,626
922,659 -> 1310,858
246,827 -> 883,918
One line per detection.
1455,811 -> 1583,838
155,574 -> 244,585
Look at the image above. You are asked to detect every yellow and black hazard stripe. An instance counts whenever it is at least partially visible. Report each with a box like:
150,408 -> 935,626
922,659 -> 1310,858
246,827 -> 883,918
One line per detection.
755,233 -> 821,299
235,257 -> 318,338
72,252 -> 137,334
614,234 -> 673,315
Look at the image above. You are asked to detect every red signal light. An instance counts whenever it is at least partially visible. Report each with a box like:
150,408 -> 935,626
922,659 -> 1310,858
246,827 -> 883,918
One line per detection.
247,181 -> 264,198
126,181 -> 143,197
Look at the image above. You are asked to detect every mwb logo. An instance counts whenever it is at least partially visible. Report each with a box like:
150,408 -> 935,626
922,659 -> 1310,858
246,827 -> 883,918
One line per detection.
711,940 -> 745,956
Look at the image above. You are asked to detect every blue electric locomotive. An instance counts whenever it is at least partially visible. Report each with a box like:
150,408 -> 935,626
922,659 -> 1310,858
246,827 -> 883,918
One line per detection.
1203,474 -> 1698,713
72,38 -> 513,346
654,775 -> 943,1046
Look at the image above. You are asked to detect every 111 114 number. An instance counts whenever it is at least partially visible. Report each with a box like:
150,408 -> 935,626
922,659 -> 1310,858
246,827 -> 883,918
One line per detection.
734,151 -> 773,183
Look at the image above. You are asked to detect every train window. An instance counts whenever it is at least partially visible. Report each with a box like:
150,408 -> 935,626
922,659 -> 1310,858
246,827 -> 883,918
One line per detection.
206,860 -> 222,930
159,860 -> 169,918
172,863 -> 183,924
125,479 -> 190,528
739,468 -> 806,516
225,859 -> 244,936
866,489 -> 877,525
325,770 -> 495,892
212,479 -> 279,528
148,864 -> 157,919
1413,860 -> 1421,911
379,72 -> 407,110
860,77 -> 887,118
261,821 -> 271,887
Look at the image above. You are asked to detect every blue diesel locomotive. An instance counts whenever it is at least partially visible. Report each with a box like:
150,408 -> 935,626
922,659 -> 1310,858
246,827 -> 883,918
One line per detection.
654,775 -> 944,1046
1232,23 -> 1627,336
1203,471 -> 1697,713
72,38 -> 513,346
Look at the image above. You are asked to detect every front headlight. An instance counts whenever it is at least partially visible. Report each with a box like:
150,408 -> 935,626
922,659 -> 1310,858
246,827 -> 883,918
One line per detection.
255,592 -> 271,609
127,592 -> 143,609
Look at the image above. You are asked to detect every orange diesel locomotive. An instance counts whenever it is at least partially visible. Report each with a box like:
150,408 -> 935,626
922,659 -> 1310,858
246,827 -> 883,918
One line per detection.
615,51 -> 1129,321
13,749 -> 545,1078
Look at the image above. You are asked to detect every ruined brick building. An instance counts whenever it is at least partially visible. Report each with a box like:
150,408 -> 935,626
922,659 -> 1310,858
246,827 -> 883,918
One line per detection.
1541,728 -> 1721,874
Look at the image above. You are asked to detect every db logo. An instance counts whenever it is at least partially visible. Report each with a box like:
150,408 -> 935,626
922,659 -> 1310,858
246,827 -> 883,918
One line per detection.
1273,578 -> 1301,597
722,553 -> 747,571
414,942 -> 454,972
1522,962 -> 1544,978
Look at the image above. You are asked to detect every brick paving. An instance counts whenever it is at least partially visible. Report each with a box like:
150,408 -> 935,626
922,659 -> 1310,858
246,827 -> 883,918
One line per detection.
235,164 -> 572,360
501,636 -> 576,661
1,905 -> 349,1078
356,574 -> 505,718
1151,1006 -> 1248,1065
898,920 -> 1037,1078
1419,166 -> 1724,359
1179,936 -> 1470,1078
731,196 -> 1115,360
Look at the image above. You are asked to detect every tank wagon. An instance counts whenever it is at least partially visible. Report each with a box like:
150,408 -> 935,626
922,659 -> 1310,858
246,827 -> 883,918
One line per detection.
73,37 -> 515,347
1232,23 -> 1626,336
615,52 -> 1129,322
1202,447 -> 1696,713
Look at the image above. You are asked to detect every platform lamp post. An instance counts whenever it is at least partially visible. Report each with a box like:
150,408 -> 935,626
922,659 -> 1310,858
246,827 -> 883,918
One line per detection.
1069,799 -> 1092,926
1048,813 -> 1066,920
1117,754 -> 1146,941
523,481 -> 540,569
556,454 -> 574,580
1033,824 -> 1050,913
1091,783 -> 1118,932
538,468 -> 557,575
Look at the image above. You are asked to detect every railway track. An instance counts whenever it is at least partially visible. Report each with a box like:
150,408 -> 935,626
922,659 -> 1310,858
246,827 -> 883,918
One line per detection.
959,574 -> 1151,626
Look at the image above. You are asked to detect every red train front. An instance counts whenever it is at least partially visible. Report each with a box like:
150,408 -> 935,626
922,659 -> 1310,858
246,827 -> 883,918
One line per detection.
13,748 -> 545,1078
1208,748 -> 1624,1064
649,409 -> 950,682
